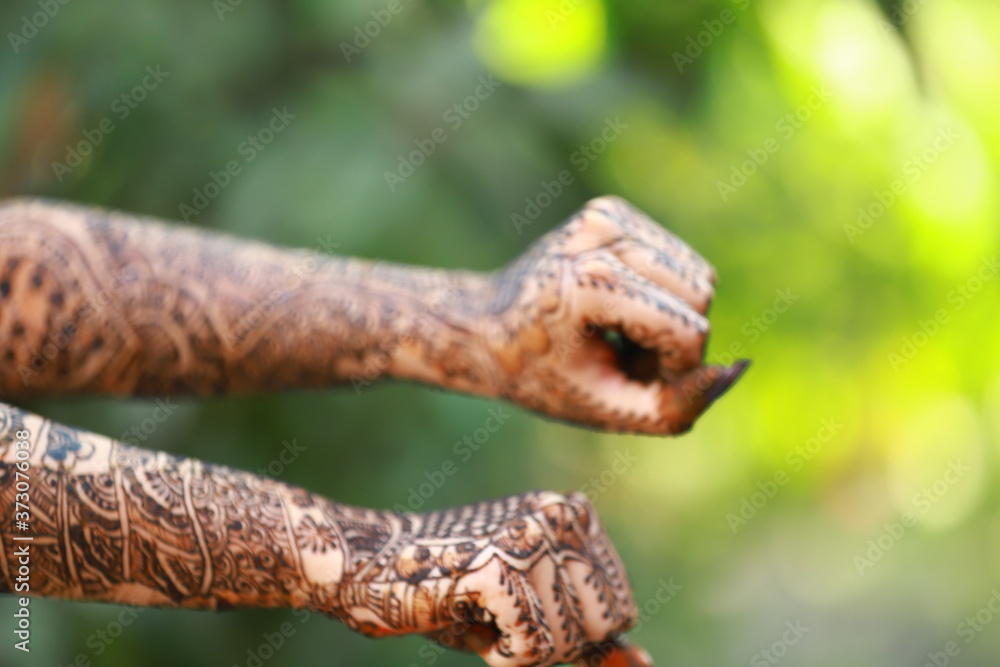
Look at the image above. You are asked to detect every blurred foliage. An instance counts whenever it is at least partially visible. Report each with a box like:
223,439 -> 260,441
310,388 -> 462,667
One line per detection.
1,0 -> 1000,665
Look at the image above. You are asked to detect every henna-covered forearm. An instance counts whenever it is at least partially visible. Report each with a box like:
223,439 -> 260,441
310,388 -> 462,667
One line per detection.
0,402 -> 646,666
0,400 -> 353,612
0,199 -> 499,399
0,195 -> 745,434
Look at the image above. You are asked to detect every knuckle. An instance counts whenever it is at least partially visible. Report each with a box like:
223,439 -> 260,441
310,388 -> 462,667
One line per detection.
535,490 -> 600,537
571,252 -> 614,276
495,514 -> 547,557
580,207 -> 622,237
565,491 -> 596,518
536,489 -> 588,513
562,206 -> 624,251
585,194 -> 629,216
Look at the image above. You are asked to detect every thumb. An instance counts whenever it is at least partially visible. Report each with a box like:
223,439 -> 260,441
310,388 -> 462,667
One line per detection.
574,635 -> 654,667
657,359 -> 750,434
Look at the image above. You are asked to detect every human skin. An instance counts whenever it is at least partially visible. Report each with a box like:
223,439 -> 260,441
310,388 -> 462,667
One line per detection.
0,402 -> 647,666
0,195 -> 745,434
0,196 -> 746,665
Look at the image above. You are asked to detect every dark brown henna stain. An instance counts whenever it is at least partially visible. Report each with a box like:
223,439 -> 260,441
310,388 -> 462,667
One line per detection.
0,199 -> 498,400
0,403 -> 639,666
0,196 -> 742,435
0,194 -> 748,663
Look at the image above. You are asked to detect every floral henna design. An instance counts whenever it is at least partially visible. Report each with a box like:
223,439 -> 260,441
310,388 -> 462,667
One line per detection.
0,403 -> 648,666
0,198 -> 496,400
0,196 -> 744,434
483,195 -> 748,434
0,195 -> 747,664
340,492 -> 643,666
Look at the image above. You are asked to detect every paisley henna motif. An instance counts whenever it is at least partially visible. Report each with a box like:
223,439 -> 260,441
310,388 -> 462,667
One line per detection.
0,403 -> 646,666
0,195 -> 744,664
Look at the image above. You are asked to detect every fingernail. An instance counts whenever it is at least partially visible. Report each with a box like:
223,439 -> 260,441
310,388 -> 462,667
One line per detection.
703,358 -> 751,404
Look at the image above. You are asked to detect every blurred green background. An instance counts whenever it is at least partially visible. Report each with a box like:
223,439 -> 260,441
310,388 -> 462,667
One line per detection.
1,0 -> 999,665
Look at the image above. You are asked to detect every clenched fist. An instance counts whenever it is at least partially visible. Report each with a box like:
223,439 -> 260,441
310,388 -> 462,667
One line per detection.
483,196 -> 748,434
330,491 -> 652,667
0,197 -> 744,435
0,197 -> 746,667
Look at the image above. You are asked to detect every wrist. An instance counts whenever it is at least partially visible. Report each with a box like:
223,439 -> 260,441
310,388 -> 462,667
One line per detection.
372,268 -> 505,397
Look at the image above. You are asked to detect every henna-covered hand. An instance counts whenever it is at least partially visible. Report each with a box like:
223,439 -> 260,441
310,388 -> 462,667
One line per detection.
331,492 -> 651,667
482,196 -> 748,434
0,404 -> 649,666
0,196 -> 742,435
0,196 -> 739,666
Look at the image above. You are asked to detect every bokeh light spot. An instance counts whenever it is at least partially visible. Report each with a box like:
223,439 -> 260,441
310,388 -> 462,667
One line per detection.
471,0 -> 606,86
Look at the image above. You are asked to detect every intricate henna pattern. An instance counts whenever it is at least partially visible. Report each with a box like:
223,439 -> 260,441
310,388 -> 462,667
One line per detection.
0,199 -> 494,399
0,195 -> 746,664
482,196 -> 747,434
0,196 -> 744,433
0,403 -> 646,666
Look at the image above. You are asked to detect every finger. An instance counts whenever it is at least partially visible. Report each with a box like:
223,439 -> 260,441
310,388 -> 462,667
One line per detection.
557,344 -> 748,435
527,552 -> 588,664
655,359 -> 750,434
533,497 -> 649,667
530,494 -> 608,661
583,196 -> 716,284
560,494 -> 636,639
528,493 -> 634,665
575,635 -> 654,667
454,557 -> 555,667
609,239 -> 714,315
571,253 -> 708,375
336,577 -> 474,639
